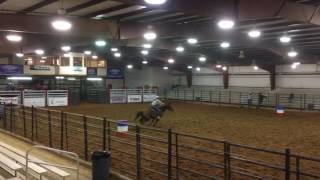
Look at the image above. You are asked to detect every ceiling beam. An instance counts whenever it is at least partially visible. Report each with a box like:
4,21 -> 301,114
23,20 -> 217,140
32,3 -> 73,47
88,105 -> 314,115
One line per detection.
66,0 -> 105,13
84,4 -> 134,18
18,0 -> 59,14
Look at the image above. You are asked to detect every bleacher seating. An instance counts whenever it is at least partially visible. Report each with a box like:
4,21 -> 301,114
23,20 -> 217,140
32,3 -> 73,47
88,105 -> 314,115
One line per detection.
0,141 -> 70,179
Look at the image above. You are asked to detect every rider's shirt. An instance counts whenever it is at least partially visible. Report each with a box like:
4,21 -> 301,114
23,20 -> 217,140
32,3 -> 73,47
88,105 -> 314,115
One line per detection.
151,99 -> 164,108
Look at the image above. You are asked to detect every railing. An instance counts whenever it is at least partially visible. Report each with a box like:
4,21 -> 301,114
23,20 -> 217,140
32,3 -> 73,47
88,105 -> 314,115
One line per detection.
1,104 -> 320,179
164,89 -> 320,111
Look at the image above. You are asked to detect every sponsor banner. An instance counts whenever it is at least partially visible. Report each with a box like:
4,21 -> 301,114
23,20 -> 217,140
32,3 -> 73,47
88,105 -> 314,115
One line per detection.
48,97 -> 68,106
110,96 -> 127,104
23,98 -> 46,107
0,65 -> 23,75
0,96 -> 19,105
117,120 -> 129,133
107,68 -> 124,79
24,65 -> 56,75
127,95 -> 142,103
59,66 -> 87,75
87,67 -> 97,76
143,95 -> 158,102
97,68 -> 107,77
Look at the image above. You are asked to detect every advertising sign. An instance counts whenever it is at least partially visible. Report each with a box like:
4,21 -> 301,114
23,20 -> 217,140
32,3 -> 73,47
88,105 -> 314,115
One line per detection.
59,66 -> 87,75
48,97 -> 68,106
0,96 -> 19,105
107,68 -> 124,79
87,67 -> 97,76
127,95 -> 142,103
23,98 -> 46,107
0,65 -> 23,75
24,65 -> 56,75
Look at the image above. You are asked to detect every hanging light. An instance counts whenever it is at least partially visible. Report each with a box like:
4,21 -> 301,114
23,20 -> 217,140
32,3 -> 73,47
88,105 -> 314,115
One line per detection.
6,34 -> 22,42
288,50 -> 298,57
144,0 -> 167,5
176,46 -> 184,52
217,19 -> 235,30
16,53 -> 24,57
35,49 -> 44,55
216,64 -> 222,68
127,64 -> 133,69
61,46 -> 71,52
114,52 -> 121,58
84,50 -> 92,55
163,66 -> 168,70
187,65 -> 193,69
142,60 -> 148,64
144,31 -> 157,41
220,42 -> 230,48
168,58 -> 175,64
187,38 -> 198,44
196,67 -> 201,71
280,35 -> 291,43
92,55 -> 98,59
143,43 -> 152,49
95,40 -> 107,47
222,66 -> 227,71
248,30 -> 261,38
141,50 -> 149,55
199,56 -> 207,62
111,48 -> 118,52
52,19 -> 72,31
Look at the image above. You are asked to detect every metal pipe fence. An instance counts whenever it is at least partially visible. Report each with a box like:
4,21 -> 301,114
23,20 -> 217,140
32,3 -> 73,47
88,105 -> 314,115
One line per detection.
1,104 -> 320,179
164,89 -> 320,111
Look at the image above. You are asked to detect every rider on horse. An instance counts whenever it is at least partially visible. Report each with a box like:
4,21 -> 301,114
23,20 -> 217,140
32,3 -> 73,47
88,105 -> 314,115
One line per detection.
151,97 -> 164,120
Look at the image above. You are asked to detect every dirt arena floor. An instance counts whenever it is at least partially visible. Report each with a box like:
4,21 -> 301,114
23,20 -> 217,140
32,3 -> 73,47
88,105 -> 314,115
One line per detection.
56,101 -> 320,158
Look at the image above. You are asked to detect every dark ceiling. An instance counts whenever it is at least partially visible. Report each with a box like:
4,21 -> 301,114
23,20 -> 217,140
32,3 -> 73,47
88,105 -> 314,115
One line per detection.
0,0 -> 320,70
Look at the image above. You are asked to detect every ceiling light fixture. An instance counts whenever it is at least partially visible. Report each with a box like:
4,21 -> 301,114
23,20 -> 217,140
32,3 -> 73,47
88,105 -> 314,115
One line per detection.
16,53 -> 24,57
52,19 -> 72,31
127,64 -> 133,69
144,0 -> 167,5
92,55 -> 98,59
280,35 -> 291,43
144,31 -> 157,41
143,43 -> 152,49
84,50 -> 92,55
168,58 -> 175,64
114,52 -> 121,58
95,40 -> 107,47
220,42 -> 230,48
61,46 -> 71,52
141,50 -> 149,55
142,60 -> 148,64
35,49 -> 44,55
216,64 -> 222,68
187,38 -> 198,44
6,34 -> 22,42
217,19 -> 235,30
199,56 -> 207,62
196,67 -> 201,71
288,50 -> 298,58
222,66 -> 227,71
111,48 -> 118,52
163,66 -> 168,70
248,30 -> 261,38
176,46 -> 185,52
187,65 -> 193,69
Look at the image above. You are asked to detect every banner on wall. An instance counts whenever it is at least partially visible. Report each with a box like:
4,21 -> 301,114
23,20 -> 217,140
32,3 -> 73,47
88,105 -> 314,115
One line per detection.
59,66 -> 87,75
127,95 -> 142,103
0,65 -> 23,75
87,67 -> 97,76
107,68 -> 124,79
24,65 -> 56,75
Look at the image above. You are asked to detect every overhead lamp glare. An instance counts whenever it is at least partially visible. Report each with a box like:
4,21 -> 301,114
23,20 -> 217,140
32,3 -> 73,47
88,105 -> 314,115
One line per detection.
176,46 -> 185,52
187,38 -> 198,44
217,19 -> 235,29
51,19 -> 72,31
16,53 -> 24,57
199,56 -> 207,62
127,64 -> 133,69
280,36 -> 291,43
163,66 -> 168,70
288,50 -> 298,57
114,52 -> 121,58
84,50 -> 92,55
141,50 -> 149,55
61,46 -> 71,52
6,34 -> 22,42
144,0 -> 167,5
220,42 -> 230,48
168,58 -> 175,64
111,48 -> 118,52
142,60 -> 148,64
248,30 -> 261,38
144,31 -> 157,40
95,40 -> 107,47
35,49 -> 44,55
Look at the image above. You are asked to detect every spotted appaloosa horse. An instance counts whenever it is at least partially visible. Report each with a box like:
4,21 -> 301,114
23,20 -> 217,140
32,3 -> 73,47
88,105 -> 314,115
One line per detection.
135,102 -> 174,126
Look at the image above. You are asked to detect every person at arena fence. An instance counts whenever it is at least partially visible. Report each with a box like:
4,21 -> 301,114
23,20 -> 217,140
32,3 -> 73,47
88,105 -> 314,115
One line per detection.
150,96 -> 165,119
288,92 -> 295,103
257,93 -> 266,109
247,92 -> 253,108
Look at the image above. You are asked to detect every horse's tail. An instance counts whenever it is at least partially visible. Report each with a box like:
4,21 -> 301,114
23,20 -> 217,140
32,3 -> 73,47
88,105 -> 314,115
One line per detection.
135,111 -> 143,121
